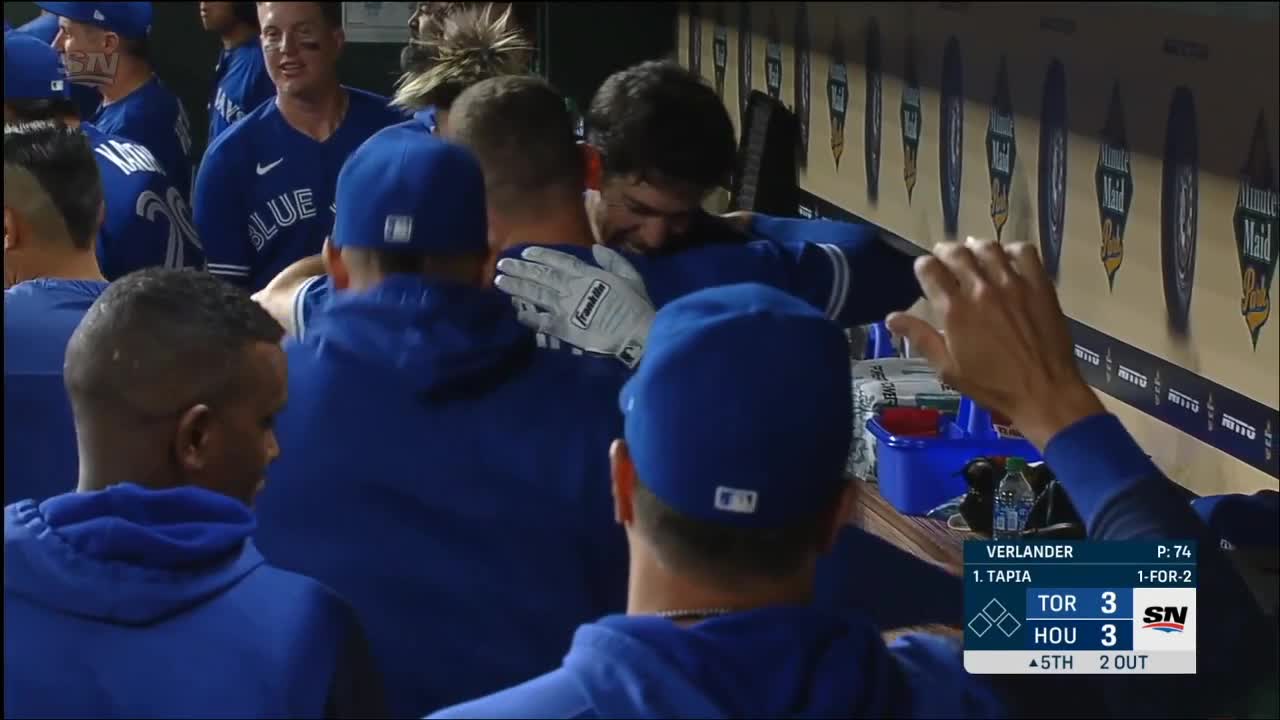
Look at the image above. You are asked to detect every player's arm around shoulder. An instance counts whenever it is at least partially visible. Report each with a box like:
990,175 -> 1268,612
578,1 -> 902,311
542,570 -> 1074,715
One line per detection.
252,255 -> 327,341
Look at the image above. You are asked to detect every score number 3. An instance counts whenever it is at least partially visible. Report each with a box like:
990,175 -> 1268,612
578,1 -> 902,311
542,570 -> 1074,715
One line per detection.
1101,591 -> 1117,647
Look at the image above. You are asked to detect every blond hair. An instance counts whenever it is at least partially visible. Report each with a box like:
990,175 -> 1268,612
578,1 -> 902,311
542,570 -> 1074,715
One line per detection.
392,3 -> 533,112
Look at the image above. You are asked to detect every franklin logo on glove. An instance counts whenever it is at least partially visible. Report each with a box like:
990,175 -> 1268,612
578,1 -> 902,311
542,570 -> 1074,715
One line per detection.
572,280 -> 612,330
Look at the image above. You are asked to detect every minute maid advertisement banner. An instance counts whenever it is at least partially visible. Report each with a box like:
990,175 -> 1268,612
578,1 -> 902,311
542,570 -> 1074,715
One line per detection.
679,2 -> 1278,495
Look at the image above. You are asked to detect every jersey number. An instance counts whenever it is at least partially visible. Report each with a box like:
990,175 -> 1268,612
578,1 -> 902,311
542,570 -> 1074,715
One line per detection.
136,187 -> 201,270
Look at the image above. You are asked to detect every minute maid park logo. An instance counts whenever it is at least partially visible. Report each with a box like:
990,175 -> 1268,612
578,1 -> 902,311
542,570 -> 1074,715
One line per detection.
1234,111 -> 1279,349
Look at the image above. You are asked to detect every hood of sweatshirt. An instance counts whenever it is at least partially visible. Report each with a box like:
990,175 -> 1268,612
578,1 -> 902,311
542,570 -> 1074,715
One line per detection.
4,483 -> 262,625
305,275 -> 534,395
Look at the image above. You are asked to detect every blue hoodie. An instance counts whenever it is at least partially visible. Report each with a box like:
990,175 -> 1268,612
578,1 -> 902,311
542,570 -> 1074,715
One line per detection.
253,275 -> 632,718
430,606 -> 1004,719
4,278 -> 109,506
4,483 -> 384,718
433,415 -> 1277,720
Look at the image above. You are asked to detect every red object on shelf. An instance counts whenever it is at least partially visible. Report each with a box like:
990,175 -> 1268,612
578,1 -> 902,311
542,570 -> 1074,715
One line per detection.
878,407 -> 942,438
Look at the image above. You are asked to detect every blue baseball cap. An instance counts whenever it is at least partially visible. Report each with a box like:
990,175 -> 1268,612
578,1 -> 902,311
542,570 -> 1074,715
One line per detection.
1193,490 -> 1279,550
332,129 -> 488,255
4,32 -> 70,101
620,283 -> 853,528
35,2 -> 152,39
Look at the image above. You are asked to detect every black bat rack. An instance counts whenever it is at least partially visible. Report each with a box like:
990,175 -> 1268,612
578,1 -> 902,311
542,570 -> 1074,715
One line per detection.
730,90 -> 800,218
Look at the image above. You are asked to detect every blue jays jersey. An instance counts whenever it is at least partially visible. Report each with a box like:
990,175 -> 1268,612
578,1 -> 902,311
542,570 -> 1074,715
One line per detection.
290,218 -> 919,342
194,88 -> 404,290
83,123 -> 204,279
206,38 -> 275,145
4,279 -> 109,506
93,76 -> 193,201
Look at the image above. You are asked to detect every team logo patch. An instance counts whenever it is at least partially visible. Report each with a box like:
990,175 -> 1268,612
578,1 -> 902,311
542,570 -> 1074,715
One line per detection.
865,18 -> 883,204
793,2 -> 811,165
1160,87 -> 1199,335
384,215 -> 414,244
712,6 -> 728,98
1233,110 -> 1279,349
987,56 -> 1016,240
939,37 -> 964,238
1038,59 -> 1069,280
737,2 -> 753,127
1096,82 -> 1134,290
827,21 -> 848,169
572,279 -> 611,330
901,35 -> 922,203
765,11 -> 782,100
715,486 -> 758,514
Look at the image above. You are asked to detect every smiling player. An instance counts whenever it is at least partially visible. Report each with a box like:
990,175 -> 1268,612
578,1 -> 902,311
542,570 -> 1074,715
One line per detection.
194,1 -> 403,291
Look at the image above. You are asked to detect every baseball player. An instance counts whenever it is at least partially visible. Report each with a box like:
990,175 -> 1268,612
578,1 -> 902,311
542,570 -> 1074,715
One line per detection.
201,1 -> 275,144
194,1 -> 403,291
260,75 -> 921,346
5,269 -> 384,719
431,252 -> 1276,718
10,7 -> 102,119
4,32 -> 203,279
252,131 -> 630,717
250,3 -> 532,327
39,2 -> 194,199
4,119 -> 108,506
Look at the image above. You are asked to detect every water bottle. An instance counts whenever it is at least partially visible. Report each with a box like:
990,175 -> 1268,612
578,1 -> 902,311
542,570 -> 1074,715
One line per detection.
993,457 -> 1035,539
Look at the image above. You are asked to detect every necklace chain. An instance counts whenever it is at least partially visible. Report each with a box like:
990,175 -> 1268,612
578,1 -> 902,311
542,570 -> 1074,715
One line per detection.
654,607 -> 736,621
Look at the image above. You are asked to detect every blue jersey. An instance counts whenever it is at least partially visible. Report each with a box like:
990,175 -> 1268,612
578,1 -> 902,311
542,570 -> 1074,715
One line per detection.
92,76 -> 193,200
206,38 -> 275,144
194,88 -> 403,290
83,122 -> 204,279
292,218 -> 919,342
3,279 -> 109,506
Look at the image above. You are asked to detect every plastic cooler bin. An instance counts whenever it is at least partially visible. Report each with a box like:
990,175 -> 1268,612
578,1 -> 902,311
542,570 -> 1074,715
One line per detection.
867,398 -> 1042,516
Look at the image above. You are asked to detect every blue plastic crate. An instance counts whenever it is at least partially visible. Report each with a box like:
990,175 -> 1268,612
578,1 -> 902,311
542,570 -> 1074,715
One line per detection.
867,403 -> 1042,516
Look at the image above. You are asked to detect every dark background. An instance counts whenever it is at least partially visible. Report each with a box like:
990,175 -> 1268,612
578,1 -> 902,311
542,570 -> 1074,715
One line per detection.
4,2 -> 677,159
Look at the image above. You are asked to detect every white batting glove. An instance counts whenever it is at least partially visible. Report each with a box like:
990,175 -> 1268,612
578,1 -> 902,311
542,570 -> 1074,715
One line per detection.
494,245 -> 655,368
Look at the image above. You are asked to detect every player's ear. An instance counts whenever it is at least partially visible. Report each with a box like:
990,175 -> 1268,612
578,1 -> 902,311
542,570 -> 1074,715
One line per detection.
331,24 -> 345,54
610,439 -> 636,527
101,30 -> 121,54
581,143 -> 603,191
3,207 -> 20,252
175,404 -> 214,474
322,236 -> 350,290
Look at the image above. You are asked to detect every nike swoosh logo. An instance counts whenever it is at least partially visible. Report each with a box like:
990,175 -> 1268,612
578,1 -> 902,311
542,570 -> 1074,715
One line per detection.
256,158 -> 284,175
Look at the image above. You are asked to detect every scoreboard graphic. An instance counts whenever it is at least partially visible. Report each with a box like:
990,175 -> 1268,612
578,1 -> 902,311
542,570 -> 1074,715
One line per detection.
964,541 -> 1197,674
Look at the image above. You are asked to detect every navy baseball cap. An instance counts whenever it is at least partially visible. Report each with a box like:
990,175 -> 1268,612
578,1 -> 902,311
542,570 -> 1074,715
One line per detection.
620,283 -> 853,528
35,2 -> 152,39
332,129 -> 487,255
4,32 -> 70,101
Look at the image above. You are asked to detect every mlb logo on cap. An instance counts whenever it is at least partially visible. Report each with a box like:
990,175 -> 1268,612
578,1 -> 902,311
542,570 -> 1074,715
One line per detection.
715,487 -> 758,515
384,215 -> 414,244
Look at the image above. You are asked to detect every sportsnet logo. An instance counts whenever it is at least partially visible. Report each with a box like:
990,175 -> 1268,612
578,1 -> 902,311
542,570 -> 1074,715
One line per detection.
1141,605 -> 1187,634
63,51 -> 120,87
